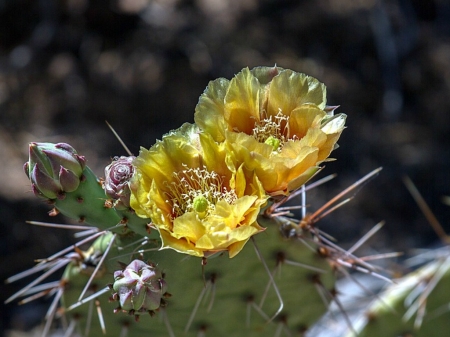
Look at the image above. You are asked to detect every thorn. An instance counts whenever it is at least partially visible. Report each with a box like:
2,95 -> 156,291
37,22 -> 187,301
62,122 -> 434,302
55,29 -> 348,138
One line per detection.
96,299 -> 106,334
403,175 -> 450,244
347,221 -> 385,255
161,308 -> 175,337
5,259 -> 70,304
26,220 -> 96,231
251,236 -> 284,323
84,295 -> 94,337
78,234 -> 117,302
105,120 -> 133,156
307,167 -> 383,226
201,257 -> 207,286
185,278 -> 211,333
66,287 -> 111,312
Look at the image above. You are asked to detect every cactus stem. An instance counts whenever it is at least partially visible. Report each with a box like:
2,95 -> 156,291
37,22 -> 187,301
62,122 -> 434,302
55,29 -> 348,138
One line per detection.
404,256 -> 450,328
78,233 -> 117,302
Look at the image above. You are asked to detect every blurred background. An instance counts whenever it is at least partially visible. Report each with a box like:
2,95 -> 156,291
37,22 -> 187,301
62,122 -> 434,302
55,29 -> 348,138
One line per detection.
2,0 -> 450,335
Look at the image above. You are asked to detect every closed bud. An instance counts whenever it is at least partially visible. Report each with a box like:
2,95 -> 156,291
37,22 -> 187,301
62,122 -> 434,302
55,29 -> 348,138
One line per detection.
25,142 -> 86,199
103,156 -> 135,210
112,259 -> 167,315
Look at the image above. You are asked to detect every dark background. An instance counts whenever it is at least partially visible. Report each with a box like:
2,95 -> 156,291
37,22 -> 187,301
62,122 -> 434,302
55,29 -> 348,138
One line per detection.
2,0 -> 450,335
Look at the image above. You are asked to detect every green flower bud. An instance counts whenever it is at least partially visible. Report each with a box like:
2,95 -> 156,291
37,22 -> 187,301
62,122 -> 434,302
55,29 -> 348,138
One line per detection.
25,142 -> 86,199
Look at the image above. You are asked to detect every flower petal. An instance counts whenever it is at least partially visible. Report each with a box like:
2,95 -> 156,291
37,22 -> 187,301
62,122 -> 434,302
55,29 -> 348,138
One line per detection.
195,78 -> 230,142
267,70 -> 327,118
224,67 -> 261,135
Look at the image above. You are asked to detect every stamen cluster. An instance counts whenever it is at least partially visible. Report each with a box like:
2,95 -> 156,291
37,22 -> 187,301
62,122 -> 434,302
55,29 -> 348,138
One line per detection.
252,111 -> 293,152
165,165 -> 237,219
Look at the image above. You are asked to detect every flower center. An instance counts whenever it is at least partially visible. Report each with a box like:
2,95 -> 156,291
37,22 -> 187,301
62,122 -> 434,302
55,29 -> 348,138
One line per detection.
164,165 -> 237,219
252,111 -> 294,152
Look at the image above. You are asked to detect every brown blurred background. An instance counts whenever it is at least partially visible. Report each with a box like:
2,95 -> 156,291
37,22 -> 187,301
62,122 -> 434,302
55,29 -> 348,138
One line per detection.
2,0 -> 450,335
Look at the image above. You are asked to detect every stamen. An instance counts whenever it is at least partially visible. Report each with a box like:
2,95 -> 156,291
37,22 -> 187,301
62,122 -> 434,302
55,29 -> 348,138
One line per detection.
252,112 -> 294,152
164,165 -> 237,219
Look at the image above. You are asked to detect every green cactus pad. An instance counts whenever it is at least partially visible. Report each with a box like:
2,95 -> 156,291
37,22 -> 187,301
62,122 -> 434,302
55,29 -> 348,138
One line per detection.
53,167 -> 126,232
345,251 -> 450,337
61,221 -> 336,337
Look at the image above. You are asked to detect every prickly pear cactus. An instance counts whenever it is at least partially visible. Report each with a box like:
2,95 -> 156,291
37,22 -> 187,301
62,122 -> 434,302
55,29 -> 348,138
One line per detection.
345,249 -> 450,337
58,222 -> 337,337
7,66 -> 389,337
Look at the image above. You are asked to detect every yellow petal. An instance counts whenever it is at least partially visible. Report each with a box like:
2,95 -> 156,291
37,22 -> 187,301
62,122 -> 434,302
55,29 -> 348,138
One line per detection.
224,67 -> 261,135
159,228 -> 204,257
289,104 -> 326,138
267,70 -> 327,118
195,78 -> 230,142
287,165 -> 321,192
172,212 -> 206,242
227,225 -> 263,257
250,66 -> 282,84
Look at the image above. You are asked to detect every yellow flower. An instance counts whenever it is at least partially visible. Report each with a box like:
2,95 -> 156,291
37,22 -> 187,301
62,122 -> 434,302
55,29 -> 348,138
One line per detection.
194,66 -> 346,196
130,123 -> 267,258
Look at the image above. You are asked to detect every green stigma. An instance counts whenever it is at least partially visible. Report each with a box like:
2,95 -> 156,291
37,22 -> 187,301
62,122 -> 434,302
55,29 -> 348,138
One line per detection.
193,195 -> 209,215
264,136 -> 280,151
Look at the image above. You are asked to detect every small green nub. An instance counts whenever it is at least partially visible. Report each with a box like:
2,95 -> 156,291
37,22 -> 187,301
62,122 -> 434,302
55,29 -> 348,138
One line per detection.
193,195 -> 208,214
264,136 -> 280,151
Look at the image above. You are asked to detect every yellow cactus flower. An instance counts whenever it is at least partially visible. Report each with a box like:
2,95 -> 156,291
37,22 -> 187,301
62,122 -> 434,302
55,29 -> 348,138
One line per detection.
130,123 -> 267,258
195,66 -> 346,196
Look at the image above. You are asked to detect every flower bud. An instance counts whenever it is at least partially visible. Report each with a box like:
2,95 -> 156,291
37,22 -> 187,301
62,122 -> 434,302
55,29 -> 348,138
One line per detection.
112,260 -> 167,315
25,143 -> 86,199
103,156 -> 135,210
